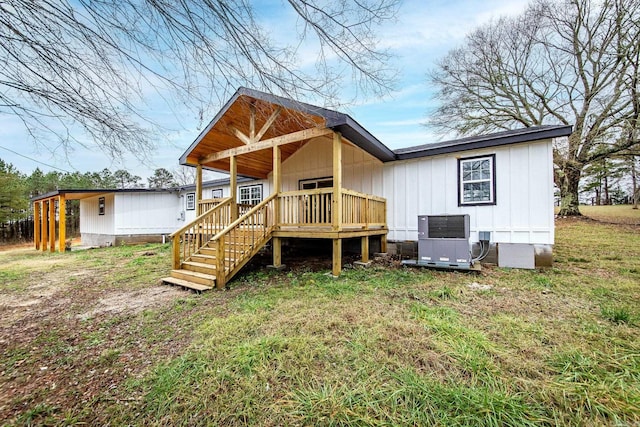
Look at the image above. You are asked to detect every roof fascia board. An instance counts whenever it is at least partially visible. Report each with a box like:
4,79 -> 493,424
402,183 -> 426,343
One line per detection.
395,125 -> 572,160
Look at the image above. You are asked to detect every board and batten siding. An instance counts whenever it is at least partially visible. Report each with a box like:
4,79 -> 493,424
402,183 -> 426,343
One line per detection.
383,139 -> 555,245
114,192 -> 182,235
278,137 -> 384,194
80,193 -> 115,235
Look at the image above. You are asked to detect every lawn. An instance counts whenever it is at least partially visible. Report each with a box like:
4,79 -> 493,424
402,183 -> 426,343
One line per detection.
1,210 -> 639,425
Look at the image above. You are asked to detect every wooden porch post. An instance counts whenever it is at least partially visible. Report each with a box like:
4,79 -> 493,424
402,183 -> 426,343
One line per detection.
41,200 -> 48,252
58,195 -> 66,253
34,201 -> 40,250
272,145 -> 282,267
332,238 -> 342,276
332,132 -> 343,276
361,236 -> 369,263
230,155 -> 237,220
48,197 -> 55,252
332,132 -> 342,231
195,164 -> 203,216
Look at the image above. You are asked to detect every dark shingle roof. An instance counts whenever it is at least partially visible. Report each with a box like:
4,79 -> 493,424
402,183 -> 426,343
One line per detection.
394,125 -> 572,160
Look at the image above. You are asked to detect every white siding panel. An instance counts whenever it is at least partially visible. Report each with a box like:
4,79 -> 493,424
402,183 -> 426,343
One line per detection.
80,194 -> 115,235
280,137 -> 384,195
114,193 -> 181,235
383,139 -> 554,245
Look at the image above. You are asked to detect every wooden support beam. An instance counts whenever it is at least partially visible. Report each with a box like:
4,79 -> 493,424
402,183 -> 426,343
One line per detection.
199,127 -> 332,164
41,201 -> 48,252
361,236 -> 369,263
230,155 -> 237,220
216,236 -> 226,289
249,103 -> 256,143
332,238 -> 342,276
381,235 -> 388,253
228,125 -> 252,145
332,132 -> 343,231
58,195 -> 66,253
255,107 -> 282,142
272,237 -> 282,267
48,198 -> 55,252
34,201 -> 40,250
273,145 -> 281,228
195,164 -> 203,215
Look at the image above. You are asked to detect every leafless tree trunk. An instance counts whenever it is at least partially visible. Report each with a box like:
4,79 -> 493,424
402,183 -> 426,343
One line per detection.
429,0 -> 640,216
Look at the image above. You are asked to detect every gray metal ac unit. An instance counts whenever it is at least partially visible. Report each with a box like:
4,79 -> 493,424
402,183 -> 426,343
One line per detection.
417,214 -> 471,268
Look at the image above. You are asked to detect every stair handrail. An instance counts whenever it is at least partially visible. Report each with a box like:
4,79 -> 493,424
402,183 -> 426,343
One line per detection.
170,197 -> 233,269
211,193 -> 277,287
210,193 -> 277,241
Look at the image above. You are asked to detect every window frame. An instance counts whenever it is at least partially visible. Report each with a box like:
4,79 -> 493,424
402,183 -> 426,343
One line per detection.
457,154 -> 496,206
98,197 -> 105,215
299,176 -> 334,190
239,184 -> 263,205
185,192 -> 196,211
211,188 -> 223,198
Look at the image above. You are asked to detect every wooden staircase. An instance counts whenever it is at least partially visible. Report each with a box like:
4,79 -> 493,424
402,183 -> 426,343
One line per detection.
162,195 -> 276,291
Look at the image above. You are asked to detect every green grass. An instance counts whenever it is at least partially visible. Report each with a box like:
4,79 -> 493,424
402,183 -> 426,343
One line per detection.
1,220 -> 639,425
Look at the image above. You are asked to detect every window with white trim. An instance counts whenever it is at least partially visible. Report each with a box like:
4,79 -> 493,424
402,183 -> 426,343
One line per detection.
458,155 -> 496,206
186,192 -> 196,210
211,188 -> 223,198
239,184 -> 262,205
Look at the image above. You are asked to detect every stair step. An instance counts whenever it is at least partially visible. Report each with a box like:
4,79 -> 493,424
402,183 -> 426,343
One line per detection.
182,261 -> 217,274
190,254 -> 217,263
171,269 -> 216,286
161,276 -> 213,292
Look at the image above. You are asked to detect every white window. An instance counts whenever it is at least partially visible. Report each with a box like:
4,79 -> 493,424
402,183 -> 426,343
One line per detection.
299,177 -> 333,190
239,184 -> 262,205
459,155 -> 496,205
211,188 -> 223,198
98,197 -> 105,215
186,192 -> 196,210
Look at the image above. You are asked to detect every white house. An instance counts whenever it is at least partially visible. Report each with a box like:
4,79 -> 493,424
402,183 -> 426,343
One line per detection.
32,88 -> 571,288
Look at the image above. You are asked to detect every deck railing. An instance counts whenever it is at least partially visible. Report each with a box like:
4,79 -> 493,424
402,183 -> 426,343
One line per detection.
214,193 -> 277,287
197,198 -> 226,215
170,197 -> 233,269
279,188 -> 333,226
277,188 -> 386,229
341,189 -> 386,228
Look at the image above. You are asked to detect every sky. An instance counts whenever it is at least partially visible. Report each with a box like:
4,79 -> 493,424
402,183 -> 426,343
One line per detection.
0,0 -> 530,181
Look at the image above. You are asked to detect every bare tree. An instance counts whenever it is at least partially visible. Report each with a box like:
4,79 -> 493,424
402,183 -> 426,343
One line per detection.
428,0 -> 640,216
1,0 -> 398,159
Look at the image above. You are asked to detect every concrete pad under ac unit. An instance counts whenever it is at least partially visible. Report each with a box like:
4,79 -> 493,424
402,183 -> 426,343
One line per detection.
498,243 -> 535,269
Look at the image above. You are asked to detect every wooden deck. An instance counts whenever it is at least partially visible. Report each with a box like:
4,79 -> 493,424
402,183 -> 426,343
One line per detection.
162,188 -> 387,291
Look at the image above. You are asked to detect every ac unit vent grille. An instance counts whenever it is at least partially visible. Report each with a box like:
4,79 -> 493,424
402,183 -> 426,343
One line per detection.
427,215 -> 468,239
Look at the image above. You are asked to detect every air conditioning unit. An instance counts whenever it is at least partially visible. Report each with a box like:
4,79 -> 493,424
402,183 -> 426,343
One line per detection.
417,214 -> 471,268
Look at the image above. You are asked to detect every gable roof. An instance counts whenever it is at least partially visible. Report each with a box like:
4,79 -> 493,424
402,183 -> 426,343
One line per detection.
178,87 -> 395,178
180,88 -> 572,175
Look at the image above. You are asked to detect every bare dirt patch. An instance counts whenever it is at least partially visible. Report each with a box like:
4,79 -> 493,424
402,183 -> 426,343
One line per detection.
77,285 -> 186,320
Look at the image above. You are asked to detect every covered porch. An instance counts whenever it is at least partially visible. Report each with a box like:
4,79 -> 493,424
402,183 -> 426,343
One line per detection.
167,88 -> 390,289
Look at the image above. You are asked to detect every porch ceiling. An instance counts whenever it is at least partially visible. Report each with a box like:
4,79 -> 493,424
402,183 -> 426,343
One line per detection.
181,93 -> 328,179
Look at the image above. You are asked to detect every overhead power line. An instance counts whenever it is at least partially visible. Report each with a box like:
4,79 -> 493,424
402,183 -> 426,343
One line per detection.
0,144 -> 72,173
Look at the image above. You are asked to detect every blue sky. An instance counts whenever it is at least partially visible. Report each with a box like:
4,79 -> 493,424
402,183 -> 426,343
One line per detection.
0,0 -> 529,180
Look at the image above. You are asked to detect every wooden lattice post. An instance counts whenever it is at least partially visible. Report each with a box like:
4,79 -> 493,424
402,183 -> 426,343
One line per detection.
58,195 -> 66,253
34,201 -> 40,250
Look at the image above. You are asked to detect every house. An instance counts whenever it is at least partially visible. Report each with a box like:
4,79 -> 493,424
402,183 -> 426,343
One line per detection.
166,87 -> 571,290
32,87 -> 572,291
30,178 -> 254,249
